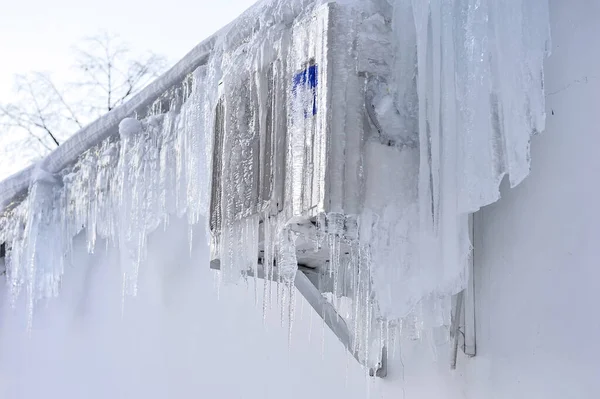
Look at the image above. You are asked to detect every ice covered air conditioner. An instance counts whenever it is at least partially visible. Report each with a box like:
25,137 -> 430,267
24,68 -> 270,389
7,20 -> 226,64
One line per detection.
206,2 -> 411,377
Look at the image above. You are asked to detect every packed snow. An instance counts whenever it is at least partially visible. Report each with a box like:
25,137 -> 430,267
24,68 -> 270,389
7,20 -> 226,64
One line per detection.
0,0 -> 550,380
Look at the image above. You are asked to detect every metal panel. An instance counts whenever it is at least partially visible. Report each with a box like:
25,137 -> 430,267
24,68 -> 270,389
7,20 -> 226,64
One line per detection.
210,98 -> 225,235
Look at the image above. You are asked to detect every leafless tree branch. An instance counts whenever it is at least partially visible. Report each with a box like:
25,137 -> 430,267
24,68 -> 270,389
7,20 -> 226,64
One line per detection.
0,32 -> 167,164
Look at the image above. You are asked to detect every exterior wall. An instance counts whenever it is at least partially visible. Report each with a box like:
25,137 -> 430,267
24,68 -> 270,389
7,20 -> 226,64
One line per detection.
0,218 -> 369,399
467,0 -> 600,396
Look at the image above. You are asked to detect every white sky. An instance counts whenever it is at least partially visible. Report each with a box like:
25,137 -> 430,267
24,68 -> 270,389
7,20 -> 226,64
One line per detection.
0,0 -> 258,101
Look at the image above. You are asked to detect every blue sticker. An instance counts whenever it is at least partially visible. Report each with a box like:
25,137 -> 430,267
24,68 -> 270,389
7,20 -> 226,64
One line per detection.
292,64 -> 318,118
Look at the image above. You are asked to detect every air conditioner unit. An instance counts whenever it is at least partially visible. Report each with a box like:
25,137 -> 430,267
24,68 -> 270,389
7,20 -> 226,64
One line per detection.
208,2 -> 411,377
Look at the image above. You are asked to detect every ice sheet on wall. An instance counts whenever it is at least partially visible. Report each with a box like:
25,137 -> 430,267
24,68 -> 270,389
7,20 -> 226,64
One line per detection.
373,0 -> 551,324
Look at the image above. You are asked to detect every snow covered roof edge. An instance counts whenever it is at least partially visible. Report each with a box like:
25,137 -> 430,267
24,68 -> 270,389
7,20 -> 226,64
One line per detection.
0,0 -> 306,211
0,34 -> 214,209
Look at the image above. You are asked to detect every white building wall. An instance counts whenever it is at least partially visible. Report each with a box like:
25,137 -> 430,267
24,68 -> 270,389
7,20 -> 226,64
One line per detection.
466,0 -> 600,396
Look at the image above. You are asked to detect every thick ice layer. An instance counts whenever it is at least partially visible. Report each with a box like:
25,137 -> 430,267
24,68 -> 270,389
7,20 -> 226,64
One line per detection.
0,0 -> 550,378
369,0 -> 551,324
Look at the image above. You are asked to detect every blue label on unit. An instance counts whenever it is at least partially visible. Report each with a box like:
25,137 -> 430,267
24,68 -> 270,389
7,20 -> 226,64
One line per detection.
292,64 -> 318,118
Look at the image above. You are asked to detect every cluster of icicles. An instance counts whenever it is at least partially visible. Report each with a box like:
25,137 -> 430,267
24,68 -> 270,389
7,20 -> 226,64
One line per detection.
0,68 -> 212,329
0,67 -> 394,373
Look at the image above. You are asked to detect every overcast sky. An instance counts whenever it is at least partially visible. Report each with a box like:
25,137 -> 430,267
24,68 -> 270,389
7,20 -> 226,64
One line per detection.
0,0 -> 257,101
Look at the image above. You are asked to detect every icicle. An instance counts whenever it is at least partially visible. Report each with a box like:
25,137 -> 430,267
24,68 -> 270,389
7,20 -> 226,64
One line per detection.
219,216 -> 260,283
287,281 -> 296,346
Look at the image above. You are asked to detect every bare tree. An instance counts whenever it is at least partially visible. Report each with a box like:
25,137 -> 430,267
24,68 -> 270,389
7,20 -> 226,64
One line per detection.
0,33 -> 167,174
73,32 -> 167,115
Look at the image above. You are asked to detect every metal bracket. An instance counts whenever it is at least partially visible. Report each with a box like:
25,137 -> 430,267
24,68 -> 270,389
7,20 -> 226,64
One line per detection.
450,290 -> 464,369
450,213 -> 477,369
210,259 -> 387,378
462,213 -> 477,357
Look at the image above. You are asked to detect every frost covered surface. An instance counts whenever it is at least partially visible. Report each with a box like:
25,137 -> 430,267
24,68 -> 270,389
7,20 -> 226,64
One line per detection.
0,0 -> 550,375
375,0 -> 551,323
